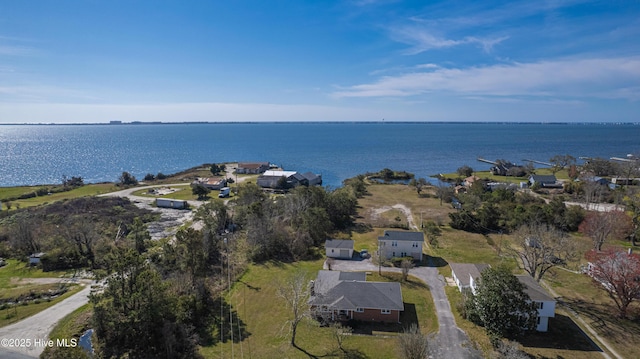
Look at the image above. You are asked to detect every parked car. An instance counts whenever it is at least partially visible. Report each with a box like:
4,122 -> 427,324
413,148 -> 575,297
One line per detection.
360,249 -> 370,259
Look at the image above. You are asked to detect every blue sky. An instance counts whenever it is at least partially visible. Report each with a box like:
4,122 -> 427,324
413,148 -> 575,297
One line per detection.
0,0 -> 639,123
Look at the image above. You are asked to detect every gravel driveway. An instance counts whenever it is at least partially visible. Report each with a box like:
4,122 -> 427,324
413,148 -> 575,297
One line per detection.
328,257 -> 481,359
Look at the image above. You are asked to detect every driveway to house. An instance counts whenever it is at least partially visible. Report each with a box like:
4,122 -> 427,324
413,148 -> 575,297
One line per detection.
328,258 -> 481,359
0,283 -> 93,358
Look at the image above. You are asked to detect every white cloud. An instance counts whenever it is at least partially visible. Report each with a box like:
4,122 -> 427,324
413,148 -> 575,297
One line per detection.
389,25 -> 508,55
333,57 -> 640,100
0,45 -> 34,56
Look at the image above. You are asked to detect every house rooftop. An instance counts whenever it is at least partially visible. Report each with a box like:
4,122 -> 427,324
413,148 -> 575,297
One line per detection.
238,162 -> 268,168
450,263 -> 490,287
313,270 -> 367,296
311,270 -> 403,311
379,230 -> 424,242
263,170 -> 298,177
325,239 -> 354,249
530,174 -> 557,182
516,275 -> 555,302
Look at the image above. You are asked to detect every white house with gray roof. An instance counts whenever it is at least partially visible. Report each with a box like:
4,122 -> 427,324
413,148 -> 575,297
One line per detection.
449,263 -> 491,295
450,262 -> 556,332
378,230 -> 423,261
309,270 -> 404,323
516,275 -> 556,332
325,239 -> 354,259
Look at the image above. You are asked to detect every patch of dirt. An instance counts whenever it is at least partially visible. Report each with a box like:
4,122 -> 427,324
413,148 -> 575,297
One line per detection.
370,204 -> 418,230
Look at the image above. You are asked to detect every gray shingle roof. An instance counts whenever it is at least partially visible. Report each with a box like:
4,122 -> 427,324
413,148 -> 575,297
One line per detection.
325,239 -> 354,250
311,270 -> 403,311
450,263 -> 490,287
516,275 -> 555,302
379,230 -> 424,242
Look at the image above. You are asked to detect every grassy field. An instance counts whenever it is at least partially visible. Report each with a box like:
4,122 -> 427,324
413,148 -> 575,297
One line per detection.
200,260 -> 437,359
41,303 -> 93,359
0,183 -> 119,210
0,260 -> 82,327
352,182 -> 640,359
0,285 -> 83,328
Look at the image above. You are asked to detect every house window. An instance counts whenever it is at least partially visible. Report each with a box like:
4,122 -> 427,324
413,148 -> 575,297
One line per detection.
356,308 -> 364,313
412,242 -> 418,248
537,317 -> 541,325
331,249 -> 334,253
381,309 -> 391,314
537,302 -> 544,309
392,252 -> 396,257
392,241 -> 398,247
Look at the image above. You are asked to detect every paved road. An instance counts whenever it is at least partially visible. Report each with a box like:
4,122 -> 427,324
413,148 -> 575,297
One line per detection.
328,258 -> 481,359
0,284 -> 92,358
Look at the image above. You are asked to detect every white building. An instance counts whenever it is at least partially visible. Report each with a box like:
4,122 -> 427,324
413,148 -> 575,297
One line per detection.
377,230 -> 423,261
325,239 -> 354,259
516,275 -> 556,332
156,198 -> 189,209
449,262 -> 556,332
449,263 -> 491,295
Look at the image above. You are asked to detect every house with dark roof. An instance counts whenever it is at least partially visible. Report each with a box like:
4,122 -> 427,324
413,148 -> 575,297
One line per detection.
237,162 -> 270,174
528,174 -> 559,188
256,170 -> 322,189
378,230 -> 423,261
325,239 -> 354,259
516,275 -> 556,332
309,270 -> 404,323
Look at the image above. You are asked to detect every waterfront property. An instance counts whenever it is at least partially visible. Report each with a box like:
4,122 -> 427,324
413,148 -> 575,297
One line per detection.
256,170 -> 322,189
309,270 -> 404,323
192,177 -> 227,190
236,162 -> 270,174
325,239 -> 354,259
528,174 -> 560,188
377,230 -> 423,261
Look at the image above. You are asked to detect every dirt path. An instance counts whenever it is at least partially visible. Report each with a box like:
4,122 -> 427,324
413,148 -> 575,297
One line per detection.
371,204 -> 419,230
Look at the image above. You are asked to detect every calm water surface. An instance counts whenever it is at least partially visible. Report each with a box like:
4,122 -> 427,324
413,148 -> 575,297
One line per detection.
0,123 -> 638,188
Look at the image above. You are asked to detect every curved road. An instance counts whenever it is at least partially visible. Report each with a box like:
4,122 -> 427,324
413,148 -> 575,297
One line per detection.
0,284 -> 93,358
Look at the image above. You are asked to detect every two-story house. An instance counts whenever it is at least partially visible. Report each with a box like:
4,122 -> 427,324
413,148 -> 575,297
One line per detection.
377,230 -> 423,261
450,262 -> 556,332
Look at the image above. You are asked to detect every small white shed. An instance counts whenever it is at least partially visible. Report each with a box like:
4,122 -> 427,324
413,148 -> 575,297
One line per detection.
325,239 -> 354,259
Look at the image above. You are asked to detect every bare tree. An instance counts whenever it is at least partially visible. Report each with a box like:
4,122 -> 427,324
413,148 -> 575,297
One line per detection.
330,322 -> 352,354
586,249 -> 640,318
401,259 -> 415,281
510,224 -> 577,282
65,219 -> 99,267
10,216 -> 41,256
277,270 -> 311,348
398,324 -> 428,359
579,211 -> 632,251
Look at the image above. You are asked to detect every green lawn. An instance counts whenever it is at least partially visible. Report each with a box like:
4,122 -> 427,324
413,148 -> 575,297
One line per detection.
199,260 -> 437,359
0,183 -> 118,209
40,303 -> 93,359
0,284 -> 83,328
0,260 -> 82,327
